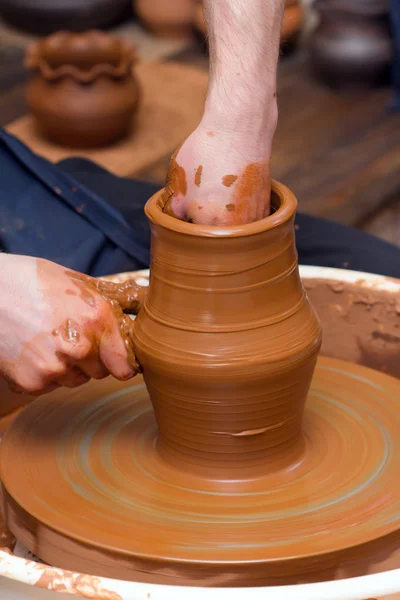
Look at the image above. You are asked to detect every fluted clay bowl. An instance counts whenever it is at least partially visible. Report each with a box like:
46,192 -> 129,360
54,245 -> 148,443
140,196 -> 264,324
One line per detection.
0,266 -> 400,598
25,30 -> 140,148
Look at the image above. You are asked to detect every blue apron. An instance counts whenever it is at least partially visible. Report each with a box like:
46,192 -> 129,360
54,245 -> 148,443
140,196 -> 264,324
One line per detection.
0,128 -> 150,276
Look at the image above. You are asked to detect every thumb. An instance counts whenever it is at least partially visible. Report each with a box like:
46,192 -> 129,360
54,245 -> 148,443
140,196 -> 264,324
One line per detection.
98,305 -> 140,381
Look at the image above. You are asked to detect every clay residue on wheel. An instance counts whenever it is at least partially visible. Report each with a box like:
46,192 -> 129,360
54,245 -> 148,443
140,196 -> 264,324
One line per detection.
36,569 -> 122,599
304,278 -> 400,379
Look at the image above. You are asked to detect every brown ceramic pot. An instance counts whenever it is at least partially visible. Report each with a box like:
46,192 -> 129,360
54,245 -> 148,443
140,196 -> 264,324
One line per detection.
0,0 -> 131,35
309,0 -> 393,87
134,0 -> 195,38
132,180 -> 322,477
25,31 -> 140,148
281,1 -> 304,43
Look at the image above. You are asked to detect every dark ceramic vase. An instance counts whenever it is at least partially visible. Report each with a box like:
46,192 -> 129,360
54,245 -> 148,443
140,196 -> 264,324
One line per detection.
0,0 -> 131,35
25,31 -> 140,148
309,0 -> 393,87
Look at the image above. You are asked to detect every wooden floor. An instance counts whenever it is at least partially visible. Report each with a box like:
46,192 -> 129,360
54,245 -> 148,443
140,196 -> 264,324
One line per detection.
1,18 -> 400,246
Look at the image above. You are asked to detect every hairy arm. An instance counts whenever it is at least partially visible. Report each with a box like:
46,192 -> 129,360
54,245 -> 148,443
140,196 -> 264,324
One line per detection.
161,0 -> 284,226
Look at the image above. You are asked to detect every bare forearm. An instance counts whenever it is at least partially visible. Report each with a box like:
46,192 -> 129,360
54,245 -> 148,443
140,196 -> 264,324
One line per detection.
161,0 -> 285,225
203,0 -> 284,134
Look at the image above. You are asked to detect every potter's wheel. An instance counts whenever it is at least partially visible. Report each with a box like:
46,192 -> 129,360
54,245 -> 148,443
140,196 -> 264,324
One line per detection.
2,356 -> 400,587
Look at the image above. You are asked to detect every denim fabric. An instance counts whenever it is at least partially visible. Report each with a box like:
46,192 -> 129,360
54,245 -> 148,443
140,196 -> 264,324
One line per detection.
1,128 -> 400,279
0,129 -> 150,276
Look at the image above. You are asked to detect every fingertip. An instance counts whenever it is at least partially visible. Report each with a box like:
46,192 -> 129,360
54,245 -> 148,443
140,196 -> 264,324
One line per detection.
114,368 -> 138,382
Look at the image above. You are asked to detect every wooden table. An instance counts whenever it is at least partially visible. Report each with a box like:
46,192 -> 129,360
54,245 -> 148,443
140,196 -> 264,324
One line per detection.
2,42 -> 400,229
6,61 -> 208,180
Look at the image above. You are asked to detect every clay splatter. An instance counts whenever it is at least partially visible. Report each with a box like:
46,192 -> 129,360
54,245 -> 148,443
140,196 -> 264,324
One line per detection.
169,158 -> 187,197
195,165 -> 203,187
229,162 -> 269,223
160,148 -> 188,218
222,174 -> 238,187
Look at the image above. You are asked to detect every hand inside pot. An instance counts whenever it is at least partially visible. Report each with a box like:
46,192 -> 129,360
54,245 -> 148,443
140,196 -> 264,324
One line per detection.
0,255 -> 144,396
160,0 -> 283,226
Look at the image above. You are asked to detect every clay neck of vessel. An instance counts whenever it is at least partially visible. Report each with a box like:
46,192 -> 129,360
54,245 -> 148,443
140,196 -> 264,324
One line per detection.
141,186 -> 318,479
145,192 -> 302,333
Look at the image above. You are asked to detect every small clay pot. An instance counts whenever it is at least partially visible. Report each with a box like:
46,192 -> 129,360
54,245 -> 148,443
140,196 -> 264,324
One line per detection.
134,0 -> 195,38
132,181 -> 322,476
281,1 -> 304,43
0,0 -> 131,35
309,0 -> 393,87
193,0 -> 206,37
193,0 -> 303,47
25,31 -> 140,148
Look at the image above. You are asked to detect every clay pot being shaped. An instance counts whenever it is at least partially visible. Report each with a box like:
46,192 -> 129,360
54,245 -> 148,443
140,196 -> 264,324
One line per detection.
193,0 -> 303,48
25,31 -> 140,148
132,180 -> 322,477
309,0 -> 393,87
134,0 -> 195,38
0,0 -> 131,35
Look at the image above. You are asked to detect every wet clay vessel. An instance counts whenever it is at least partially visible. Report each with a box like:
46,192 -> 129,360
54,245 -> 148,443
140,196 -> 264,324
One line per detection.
25,31 -> 139,148
134,0 -> 195,38
309,0 -> 393,87
134,181 -> 321,475
4,183 -> 400,585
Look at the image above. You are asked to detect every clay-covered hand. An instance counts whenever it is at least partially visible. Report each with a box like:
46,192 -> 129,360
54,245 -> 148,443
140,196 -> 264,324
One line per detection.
160,119 -> 276,226
0,255 -> 144,396
160,0 -> 282,226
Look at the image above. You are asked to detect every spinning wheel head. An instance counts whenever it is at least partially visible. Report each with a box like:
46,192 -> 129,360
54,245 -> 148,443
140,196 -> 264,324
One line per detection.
2,357 -> 400,586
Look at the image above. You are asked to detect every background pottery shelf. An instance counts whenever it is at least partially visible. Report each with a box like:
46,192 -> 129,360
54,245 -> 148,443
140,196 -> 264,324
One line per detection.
2,45 -> 400,233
